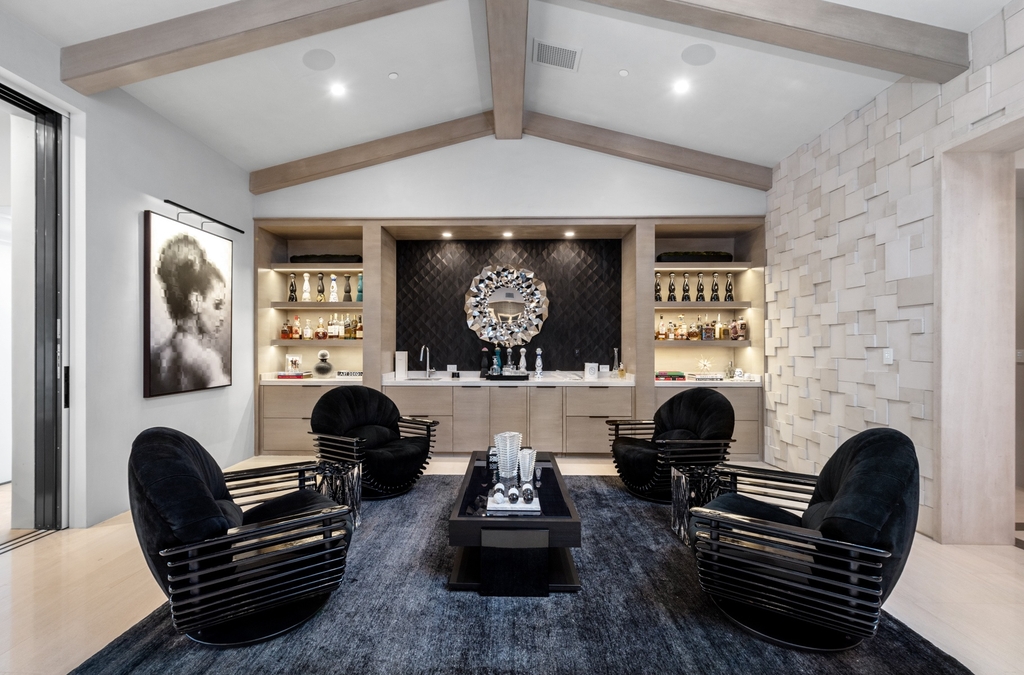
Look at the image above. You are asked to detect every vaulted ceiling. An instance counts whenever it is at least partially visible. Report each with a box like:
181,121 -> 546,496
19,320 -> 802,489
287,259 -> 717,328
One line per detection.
0,0 -> 1007,194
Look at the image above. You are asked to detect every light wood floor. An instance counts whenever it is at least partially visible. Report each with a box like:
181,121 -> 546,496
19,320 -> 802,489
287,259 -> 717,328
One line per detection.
0,457 -> 1021,674
0,484 -> 31,547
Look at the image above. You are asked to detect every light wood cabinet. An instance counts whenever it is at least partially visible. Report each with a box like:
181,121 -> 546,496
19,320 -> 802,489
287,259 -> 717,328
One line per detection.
262,418 -> 316,455
655,385 -> 763,460
260,384 -> 338,455
383,386 -> 453,417
565,417 -> 614,454
565,386 -> 632,417
431,416 -> 454,454
529,386 -> 564,455
489,386 -> 529,443
453,386 -> 490,453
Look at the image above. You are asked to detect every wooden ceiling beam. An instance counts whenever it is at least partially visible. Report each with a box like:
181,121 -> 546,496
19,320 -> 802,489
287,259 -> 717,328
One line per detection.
485,0 -> 529,139
587,0 -> 968,83
522,112 -> 772,191
61,0 -> 445,95
249,112 -> 496,194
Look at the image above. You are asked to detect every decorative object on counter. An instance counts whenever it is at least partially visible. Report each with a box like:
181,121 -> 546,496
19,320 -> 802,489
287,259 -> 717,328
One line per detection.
725,360 -> 735,379
697,355 -> 713,373
507,486 -> 520,504
734,368 -> 744,379
314,350 -> 333,378
356,272 -> 363,302
654,272 -> 662,301
519,447 -> 536,485
655,371 -> 686,381
519,347 -> 527,371
584,363 -> 599,381
285,353 -> 302,373
301,273 -> 311,302
335,370 -> 363,377
724,273 -> 734,301
343,274 -> 352,302
317,272 -> 326,302
329,274 -> 339,302
275,370 -> 311,379
289,254 -> 362,263
480,347 -> 490,377
465,265 -> 549,346
288,273 -> 297,302
493,346 -> 502,372
655,251 -> 733,263
668,273 -> 676,301
696,273 -> 705,302
535,347 -> 543,378
521,483 -> 535,504
395,351 -> 408,380
682,273 -> 691,301
315,317 -> 328,340
495,432 -> 522,483
505,347 -> 513,374
613,348 -> 620,374
710,273 -> 720,301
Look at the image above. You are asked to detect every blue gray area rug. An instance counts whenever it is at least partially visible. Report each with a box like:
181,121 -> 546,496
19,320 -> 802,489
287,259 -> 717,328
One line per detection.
74,475 -> 970,674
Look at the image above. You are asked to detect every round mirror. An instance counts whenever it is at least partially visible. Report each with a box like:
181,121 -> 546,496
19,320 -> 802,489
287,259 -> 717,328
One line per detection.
465,265 -> 548,346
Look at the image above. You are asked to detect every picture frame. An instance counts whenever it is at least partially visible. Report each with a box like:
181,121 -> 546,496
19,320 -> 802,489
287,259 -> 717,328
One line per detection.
144,210 -> 232,397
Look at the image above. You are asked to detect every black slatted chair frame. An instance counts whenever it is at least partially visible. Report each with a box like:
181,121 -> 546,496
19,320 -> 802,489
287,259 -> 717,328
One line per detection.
691,464 -> 891,651
313,416 -> 437,499
607,418 -> 733,503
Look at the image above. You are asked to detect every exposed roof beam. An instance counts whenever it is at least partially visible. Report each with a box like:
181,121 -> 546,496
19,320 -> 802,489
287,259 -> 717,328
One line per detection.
61,0 -> 445,95
523,112 -> 772,191
485,0 -> 529,139
249,112 -> 496,194
586,0 -> 968,83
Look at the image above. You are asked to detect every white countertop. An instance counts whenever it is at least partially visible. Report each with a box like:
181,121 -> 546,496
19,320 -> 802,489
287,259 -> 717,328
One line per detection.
383,371 -> 636,387
655,376 -> 761,388
260,375 -> 362,385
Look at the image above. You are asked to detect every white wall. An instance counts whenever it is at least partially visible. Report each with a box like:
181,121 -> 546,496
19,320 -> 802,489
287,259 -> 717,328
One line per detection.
0,8 -> 255,527
254,134 -> 768,218
0,207 -> 10,486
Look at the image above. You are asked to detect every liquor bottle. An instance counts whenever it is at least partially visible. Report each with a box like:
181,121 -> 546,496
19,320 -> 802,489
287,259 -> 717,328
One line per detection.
356,273 -> 363,302
288,273 -> 297,302
280,320 -> 291,340
535,347 -> 543,377
702,314 -> 715,341
481,347 -> 491,377
292,315 -> 302,339
303,319 -> 313,340
667,321 -> 675,340
696,273 -> 705,302
327,314 -> 338,339
316,273 -> 326,302
655,272 -> 662,302
668,273 -> 676,302
355,315 -> 363,340
710,273 -> 720,302
687,317 -> 699,341
682,273 -> 691,302
343,274 -> 353,302
715,314 -> 726,340
302,273 -> 311,302
737,316 -> 748,341
730,318 -> 739,340
314,316 -> 328,340
676,315 -> 685,340
519,348 -> 527,371
658,315 -> 667,340
329,274 -> 339,303
344,313 -> 353,339
494,346 -> 502,372
725,273 -> 734,302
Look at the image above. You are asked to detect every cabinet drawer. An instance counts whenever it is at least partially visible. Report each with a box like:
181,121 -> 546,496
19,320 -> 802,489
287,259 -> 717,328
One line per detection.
529,387 -> 564,455
565,416 -> 613,455
262,418 -> 316,455
565,387 -> 632,418
262,385 -> 337,419
489,387 -> 529,442
383,386 -> 453,417
712,387 -> 761,421
453,387 -> 490,453
729,420 -> 762,458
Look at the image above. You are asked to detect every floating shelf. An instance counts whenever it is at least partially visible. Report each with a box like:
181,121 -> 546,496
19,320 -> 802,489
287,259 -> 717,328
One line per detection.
654,262 -> 752,271
269,263 -> 363,273
271,339 -> 363,347
654,301 -> 751,310
654,340 -> 751,348
270,302 -> 362,310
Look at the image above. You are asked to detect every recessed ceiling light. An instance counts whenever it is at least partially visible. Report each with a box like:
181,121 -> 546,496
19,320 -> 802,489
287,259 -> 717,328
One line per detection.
565,231 -> 575,237
442,231 -> 452,238
503,232 -> 513,238
329,83 -> 347,97
672,79 -> 691,95
302,49 -> 336,71
681,44 -> 717,66
388,72 -> 399,80
618,69 -> 628,77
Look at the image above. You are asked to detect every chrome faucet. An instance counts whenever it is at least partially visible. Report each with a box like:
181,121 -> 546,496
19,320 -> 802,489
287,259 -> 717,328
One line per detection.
420,345 -> 435,376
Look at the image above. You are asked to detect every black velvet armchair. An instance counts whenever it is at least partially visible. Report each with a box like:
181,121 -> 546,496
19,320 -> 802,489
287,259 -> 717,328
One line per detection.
128,427 -> 352,646
310,386 -> 437,499
607,388 -> 735,503
689,428 -> 919,650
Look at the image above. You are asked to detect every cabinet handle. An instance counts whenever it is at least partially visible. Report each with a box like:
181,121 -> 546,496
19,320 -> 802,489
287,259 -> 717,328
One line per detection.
589,415 -> 610,419
588,386 -> 610,389
461,386 -> 483,389
498,386 -> 519,389
301,385 -> 322,388
538,386 -> 557,389
301,417 -> 311,421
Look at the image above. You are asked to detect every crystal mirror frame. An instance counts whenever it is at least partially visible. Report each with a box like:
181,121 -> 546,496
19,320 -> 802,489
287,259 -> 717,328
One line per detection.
465,265 -> 549,346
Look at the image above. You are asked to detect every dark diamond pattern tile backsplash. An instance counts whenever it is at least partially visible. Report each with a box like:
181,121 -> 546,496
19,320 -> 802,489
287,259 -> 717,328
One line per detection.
396,240 -> 622,372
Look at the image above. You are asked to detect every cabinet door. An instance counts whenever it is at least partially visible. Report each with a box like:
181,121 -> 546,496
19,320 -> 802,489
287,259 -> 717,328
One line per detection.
565,387 -> 632,417
529,386 -> 563,455
489,386 -> 529,443
729,420 -> 762,459
565,417 -> 613,455
711,387 -> 761,421
383,386 -> 453,417
430,416 -> 454,454
262,418 -> 317,455
452,386 -> 490,453
262,385 -> 336,418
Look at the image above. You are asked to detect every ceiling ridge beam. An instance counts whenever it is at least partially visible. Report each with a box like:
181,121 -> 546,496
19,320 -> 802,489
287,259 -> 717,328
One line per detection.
61,0 -> 445,96
249,111 -> 496,195
485,0 -> 529,139
522,112 -> 772,191
586,0 -> 968,83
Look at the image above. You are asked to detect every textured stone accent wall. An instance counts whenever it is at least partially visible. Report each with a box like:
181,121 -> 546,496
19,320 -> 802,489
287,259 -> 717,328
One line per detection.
764,0 -> 1024,537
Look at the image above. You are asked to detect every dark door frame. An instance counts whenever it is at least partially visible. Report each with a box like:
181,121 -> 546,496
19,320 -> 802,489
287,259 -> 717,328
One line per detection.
0,83 -> 63,530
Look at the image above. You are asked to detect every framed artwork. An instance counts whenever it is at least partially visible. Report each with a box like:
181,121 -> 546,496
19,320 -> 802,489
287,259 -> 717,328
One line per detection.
144,210 -> 232,397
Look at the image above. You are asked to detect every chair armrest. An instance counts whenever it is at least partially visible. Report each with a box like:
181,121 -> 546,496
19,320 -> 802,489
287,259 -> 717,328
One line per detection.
398,416 -> 439,439
654,439 -> 733,465
310,431 -> 365,464
398,416 -> 439,428
605,419 -> 655,440
224,462 -> 321,508
713,464 -> 817,508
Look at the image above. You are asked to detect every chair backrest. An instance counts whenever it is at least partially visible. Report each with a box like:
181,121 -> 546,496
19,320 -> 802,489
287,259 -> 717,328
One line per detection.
802,428 -> 919,602
310,385 -> 402,442
128,427 -> 239,595
653,388 -> 735,440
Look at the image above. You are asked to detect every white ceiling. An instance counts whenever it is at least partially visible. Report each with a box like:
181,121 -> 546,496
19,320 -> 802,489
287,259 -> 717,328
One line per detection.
0,0 -> 1003,180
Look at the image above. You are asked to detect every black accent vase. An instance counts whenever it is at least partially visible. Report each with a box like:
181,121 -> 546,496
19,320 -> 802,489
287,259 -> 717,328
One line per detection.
343,274 -> 352,302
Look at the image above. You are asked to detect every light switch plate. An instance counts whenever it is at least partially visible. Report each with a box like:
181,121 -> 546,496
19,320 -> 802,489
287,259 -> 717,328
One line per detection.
882,348 -> 894,365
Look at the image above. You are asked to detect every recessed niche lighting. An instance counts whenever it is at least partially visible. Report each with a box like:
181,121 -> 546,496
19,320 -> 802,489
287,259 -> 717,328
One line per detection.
565,231 -> 575,237
302,49 -> 336,71
442,232 -> 452,238
503,232 -> 513,238
672,79 -> 691,95
388,72 -> 399,80
329,83 -> 347,97
618,69 -> 629,77
681,43 -> 716,66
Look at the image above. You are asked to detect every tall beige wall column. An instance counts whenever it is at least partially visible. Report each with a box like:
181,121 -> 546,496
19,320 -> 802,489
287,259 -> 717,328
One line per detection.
362,224 -> 396,390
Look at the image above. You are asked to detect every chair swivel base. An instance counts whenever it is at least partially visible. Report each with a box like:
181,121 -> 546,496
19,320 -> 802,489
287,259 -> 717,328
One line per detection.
710,596 -> 864,652
183,592 -> 331,647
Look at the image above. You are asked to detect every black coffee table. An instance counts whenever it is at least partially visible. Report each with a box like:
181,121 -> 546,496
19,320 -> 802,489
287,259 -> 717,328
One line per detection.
448,451 -> 581,596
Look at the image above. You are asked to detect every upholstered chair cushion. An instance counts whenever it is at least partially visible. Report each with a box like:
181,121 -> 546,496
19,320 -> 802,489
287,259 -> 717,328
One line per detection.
311,386 -> 401,438
653,388 -> 735,441
687,491 -> 803,545
347,424 -> 400,447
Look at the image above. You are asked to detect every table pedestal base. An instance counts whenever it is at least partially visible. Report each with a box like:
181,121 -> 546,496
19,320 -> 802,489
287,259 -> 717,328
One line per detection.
448,546 -> 580,596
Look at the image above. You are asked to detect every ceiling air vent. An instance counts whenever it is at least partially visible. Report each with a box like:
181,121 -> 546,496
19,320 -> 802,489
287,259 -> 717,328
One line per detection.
532,39 -> 581,72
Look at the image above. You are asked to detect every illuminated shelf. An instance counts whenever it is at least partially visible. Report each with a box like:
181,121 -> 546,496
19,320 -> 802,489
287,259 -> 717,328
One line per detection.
271,339 -> 363,347
270,302 -> 362,310
654,340 -> 751,348
654,301 -> 750,310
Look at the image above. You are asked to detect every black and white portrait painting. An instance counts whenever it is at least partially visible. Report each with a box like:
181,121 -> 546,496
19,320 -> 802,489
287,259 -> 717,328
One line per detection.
144,211 -> 232,398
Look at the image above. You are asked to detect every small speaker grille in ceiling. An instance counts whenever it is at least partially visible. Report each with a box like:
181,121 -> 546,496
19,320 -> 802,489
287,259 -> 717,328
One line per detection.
533,40 -> 581,72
